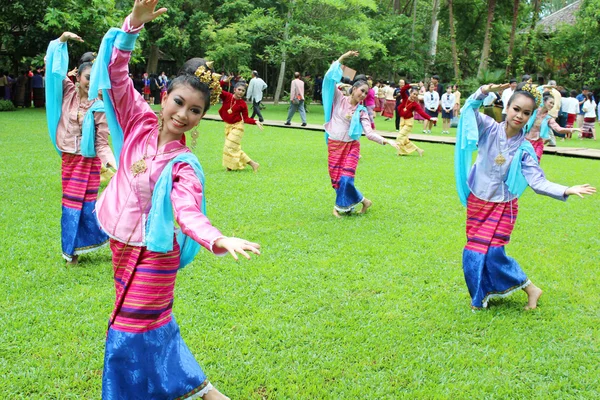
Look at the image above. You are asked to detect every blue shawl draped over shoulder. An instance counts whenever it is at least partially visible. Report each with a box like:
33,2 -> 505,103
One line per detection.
45,39 -> 104,158
145,153 -> 207,269
524,109 -> 552,139
89,27 -> 139,167
454,93 -> 538,206
322,61 -> 366,143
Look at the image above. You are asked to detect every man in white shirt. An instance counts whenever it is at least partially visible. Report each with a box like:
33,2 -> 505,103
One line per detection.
246,70 -> 268,122
501,79 -> 517,121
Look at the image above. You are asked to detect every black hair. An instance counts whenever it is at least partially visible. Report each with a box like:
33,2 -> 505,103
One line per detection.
409,87 -> 419,95
432,75 -> 440,80
507,87 -> 537,109
353,74 -> 367,84
509,78 -> 517,84
234,81 -> 247,89
585,92 -> 594,101
341,76 -> 351,85
349,79 -> 368,95
166,57 -> 212,112
537,76 -> 545,85
582,85 -> 589,91
77,62 -> 93,76
570,90 -> 578,97
521,74 -> 531,82
542,94 -> 554,104
559,89 -> 568,98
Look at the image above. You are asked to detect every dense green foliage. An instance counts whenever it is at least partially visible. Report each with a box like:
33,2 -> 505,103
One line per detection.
0,100 -> 16,112
1,107 -> 599,398
2,0 -> 598,90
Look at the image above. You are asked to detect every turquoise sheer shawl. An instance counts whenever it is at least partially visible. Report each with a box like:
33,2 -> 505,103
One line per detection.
524,109 -> 552,139
322,61 -> 366,142
45,39 -> 103,158
145,153 -> 207,269
89,27 -> 139,167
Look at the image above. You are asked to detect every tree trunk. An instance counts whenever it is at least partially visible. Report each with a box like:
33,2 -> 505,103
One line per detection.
410,0 -> 417,51
477,0 -> 496,78
505,0 -> 520,78
429,0 -> 440,66
274,2 -> 294,105
393,0 -> 401,13
147,44 -> 159,74
448,0 -> 460,81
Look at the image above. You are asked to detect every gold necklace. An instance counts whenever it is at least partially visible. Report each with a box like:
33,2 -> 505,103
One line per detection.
130,131 -> 187,176
228,96 -> 241,114
403,100 -> 413,113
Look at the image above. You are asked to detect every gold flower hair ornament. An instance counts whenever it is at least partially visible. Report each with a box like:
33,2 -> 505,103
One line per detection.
520,83 -> 542,106
194,63 -> 222,106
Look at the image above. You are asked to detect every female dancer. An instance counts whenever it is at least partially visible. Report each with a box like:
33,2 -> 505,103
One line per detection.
90,1 -> 260,398
323,51 -> 400,217
455,83 -> 595,310
219,79 -> 263,171
45,32 -> 116,264
524,89 -> 579,161
395,83 -> 437,157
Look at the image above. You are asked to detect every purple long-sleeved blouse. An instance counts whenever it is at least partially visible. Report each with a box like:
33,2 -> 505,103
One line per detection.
467,88 -> 568,203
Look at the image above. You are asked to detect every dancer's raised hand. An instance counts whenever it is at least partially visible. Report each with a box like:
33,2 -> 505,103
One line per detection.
131,0 -> 168,28
59,32 -> 84,43
565,184 -> 596,198
214,237 -> 261,261
482,83 -> 510,93
338,51 -> 359,63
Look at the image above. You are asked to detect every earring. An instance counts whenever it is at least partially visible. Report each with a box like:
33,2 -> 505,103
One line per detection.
158,111 -> 163,132
190,125 -> 199,150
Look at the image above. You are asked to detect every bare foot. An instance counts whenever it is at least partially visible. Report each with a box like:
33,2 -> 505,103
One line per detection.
360,198 -> 372,214
66,255 -> 78,266
333,208 -> 341,218
523,284 -> 543,310
248,160 -> 260,173
203,388 -> 230,400
417,149 -> 424,157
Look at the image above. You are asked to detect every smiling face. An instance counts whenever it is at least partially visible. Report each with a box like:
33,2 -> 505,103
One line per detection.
351,83 -> 369,103
409,89 -> 419,102
233,85 -> 246,99
544,97 -> 555,111
506,93 -> 536,132
77,65 -> 91,96
160,83 -> 207,136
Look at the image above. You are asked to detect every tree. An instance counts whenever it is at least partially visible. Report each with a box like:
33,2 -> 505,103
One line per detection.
447,0 -> 460,81
505,0 -> 520,78
477,0 -> 496,78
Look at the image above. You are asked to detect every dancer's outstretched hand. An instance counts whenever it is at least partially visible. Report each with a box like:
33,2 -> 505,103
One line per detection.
215,237 -> 261,261
565,184 -> 596,198
482,83 -> 510,93
59,32 -> 84,43
255,121 -> 264,131
338,51 -> 359,63
131,0 -> 167,28
385,139 -> 400,150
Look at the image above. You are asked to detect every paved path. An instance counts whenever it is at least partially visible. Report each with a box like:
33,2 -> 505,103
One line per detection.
202,115 -> 600,160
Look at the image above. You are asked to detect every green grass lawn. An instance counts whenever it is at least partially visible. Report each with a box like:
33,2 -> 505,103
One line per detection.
1,108 -> 599,399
